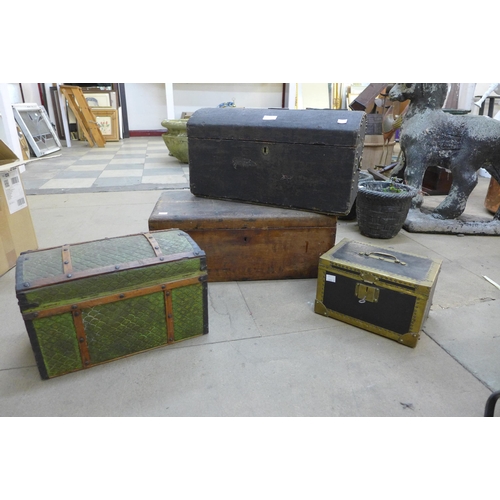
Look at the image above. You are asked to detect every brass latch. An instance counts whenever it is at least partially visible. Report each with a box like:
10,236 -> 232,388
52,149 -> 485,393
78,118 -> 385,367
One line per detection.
355,283 -> 380,304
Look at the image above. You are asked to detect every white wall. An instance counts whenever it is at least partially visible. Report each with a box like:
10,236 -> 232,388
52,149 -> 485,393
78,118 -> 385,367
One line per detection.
300,83 -> 330,109
0,84 -> 22,156
124,83 -> 168,131
20,83 -> 42,105
3,83 -> 285,137
5,83 -> 41,105
7,83 -> 23,104
171,83 -> 283,118
124,83 -> 284,129
0,83 -> 42,155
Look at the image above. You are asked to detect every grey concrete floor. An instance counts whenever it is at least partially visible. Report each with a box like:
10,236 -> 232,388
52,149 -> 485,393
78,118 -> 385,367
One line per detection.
1,171 -> 499,416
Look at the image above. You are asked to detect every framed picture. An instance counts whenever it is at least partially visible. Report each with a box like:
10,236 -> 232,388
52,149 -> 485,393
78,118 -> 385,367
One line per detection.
92,107 -> 119,142
12,103 -> 62,157
83,92 -> 112,108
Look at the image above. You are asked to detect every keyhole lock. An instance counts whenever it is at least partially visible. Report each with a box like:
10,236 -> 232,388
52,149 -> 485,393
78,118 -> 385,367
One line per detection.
355,283 -> 380,304
262,146 -> 269,155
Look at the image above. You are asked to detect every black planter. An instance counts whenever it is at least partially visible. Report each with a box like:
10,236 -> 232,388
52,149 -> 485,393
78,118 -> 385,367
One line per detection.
357,181 -> 418,238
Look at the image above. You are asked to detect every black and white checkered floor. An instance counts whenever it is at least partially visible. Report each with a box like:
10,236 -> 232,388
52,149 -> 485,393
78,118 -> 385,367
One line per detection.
22,137 -> 189,195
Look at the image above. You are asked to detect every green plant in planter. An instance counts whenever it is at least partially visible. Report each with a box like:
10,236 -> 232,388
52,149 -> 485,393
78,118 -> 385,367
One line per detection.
383,184 -> 403,193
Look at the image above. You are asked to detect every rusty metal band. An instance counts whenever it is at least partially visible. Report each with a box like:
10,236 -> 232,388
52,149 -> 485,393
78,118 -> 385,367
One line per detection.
24,251 -> 198,290
143,232 -> 163,257
22,229 -> 181,255
62,244 -> 73,276
164,289 -> 175,343
23,274 -> 206,320
72,310 -> 91,368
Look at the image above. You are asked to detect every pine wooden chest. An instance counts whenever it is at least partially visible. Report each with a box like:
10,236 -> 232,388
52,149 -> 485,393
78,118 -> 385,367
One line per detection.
148,190 -> 337,282
15,229 -> 208,379
187,107 -> 366,215
485,177 -> 500,214
314,239 -> 442,347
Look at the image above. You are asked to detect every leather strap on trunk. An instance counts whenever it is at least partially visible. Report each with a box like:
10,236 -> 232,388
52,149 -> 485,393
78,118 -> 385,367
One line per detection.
62,244 -> 73,277
143,232 -> 163,257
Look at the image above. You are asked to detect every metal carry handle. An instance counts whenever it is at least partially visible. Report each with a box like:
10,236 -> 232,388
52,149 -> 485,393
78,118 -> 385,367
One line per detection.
484,390 -> 500,417
359,251 -> 407,266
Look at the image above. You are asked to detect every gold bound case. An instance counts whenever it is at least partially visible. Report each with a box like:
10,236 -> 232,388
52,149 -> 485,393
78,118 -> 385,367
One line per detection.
314,238 -> 442,347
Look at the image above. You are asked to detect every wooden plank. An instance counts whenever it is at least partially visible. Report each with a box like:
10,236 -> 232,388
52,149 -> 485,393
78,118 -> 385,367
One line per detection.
72,87 -> 106,147
59,85 -> 106,147
72,310 -> 91,368
22,275 -> 204,320
60,88 -> 95,146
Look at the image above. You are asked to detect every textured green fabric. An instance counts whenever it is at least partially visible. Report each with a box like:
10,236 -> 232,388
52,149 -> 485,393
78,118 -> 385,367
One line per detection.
20,231 -> 196,284
19,230 -> 206,377
34,314 -> 82,378
21,247 -> 64,284
70,236 -> 154,271
172,283 -> 205,340
153,231 -> 195,255
23,259 -> 201,312
83,292 -> 168,364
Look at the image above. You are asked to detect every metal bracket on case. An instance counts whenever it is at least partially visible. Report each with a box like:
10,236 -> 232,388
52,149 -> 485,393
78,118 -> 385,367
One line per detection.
398,332 -> 420,348
314,300 -> 329,316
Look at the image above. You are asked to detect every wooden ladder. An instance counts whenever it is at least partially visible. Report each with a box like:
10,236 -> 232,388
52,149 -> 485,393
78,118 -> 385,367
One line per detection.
59,85 -> 106,147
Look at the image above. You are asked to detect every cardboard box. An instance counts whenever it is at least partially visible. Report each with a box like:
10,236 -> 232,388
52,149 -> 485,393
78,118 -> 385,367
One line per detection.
0,140 -> 38,276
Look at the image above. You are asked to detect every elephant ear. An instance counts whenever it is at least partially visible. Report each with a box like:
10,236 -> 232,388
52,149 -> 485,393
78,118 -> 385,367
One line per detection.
422,83 -> 449,108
